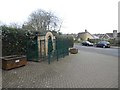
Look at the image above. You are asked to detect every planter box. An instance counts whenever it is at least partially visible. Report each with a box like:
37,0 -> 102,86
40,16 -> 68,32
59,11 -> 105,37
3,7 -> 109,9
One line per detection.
69,48 -> 78,54
2,55 -> 27,70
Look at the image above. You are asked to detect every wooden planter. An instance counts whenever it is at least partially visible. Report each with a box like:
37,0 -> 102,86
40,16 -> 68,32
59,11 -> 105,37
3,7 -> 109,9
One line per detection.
69,48 -> 78,54
2,55 -> 27,70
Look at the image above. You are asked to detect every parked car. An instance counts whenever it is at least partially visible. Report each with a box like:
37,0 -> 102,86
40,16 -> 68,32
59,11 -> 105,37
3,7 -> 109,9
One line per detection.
81,41 -> 93,46
96,41 -> 110,48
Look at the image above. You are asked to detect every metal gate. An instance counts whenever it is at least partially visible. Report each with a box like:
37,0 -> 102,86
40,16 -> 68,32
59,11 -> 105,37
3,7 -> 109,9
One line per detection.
27,35 -> 39,61
48,37 -> 69,64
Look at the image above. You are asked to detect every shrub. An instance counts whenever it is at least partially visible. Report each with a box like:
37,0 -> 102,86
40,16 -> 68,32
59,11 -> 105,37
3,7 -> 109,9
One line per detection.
2,26 -> 29,56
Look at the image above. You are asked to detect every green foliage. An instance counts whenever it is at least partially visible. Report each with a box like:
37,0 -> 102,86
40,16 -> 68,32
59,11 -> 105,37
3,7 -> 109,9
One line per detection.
55,34 -> 74,48
108,39 -> 119,46
74,40 -> 82,43
68,36 -> 74,48
2,25 -> 74,57
2,25 -> 30,56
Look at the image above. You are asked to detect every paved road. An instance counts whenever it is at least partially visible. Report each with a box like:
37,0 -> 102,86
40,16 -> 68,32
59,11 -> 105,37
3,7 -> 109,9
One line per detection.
2,45 -> 118,88
74,44 -> 119,57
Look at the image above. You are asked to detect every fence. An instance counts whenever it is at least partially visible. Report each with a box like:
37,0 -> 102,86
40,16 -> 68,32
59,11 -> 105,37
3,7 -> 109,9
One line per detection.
26,34 -> 72,64
48,37 -> 70,64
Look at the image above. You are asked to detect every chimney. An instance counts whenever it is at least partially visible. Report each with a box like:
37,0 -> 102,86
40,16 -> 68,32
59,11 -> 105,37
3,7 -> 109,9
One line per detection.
85,29 -> 87,32
113,30 -> 117,39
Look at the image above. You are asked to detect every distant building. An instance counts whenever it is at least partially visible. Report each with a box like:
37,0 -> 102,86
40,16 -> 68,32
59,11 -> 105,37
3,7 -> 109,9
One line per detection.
118,32 -> 120,38
77,30 -> 94,41
94,30 -> 118,40
101,30 -> 118,40
93,34 -> 104,39
101,33 -> 112,40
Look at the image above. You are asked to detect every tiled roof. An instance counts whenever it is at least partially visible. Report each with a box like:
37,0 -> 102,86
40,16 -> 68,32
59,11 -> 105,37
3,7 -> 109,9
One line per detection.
106,33 -> 113,38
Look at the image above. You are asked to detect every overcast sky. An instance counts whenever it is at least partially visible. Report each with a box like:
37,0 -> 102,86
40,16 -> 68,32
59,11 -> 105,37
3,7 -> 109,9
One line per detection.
0,0 -> 119,34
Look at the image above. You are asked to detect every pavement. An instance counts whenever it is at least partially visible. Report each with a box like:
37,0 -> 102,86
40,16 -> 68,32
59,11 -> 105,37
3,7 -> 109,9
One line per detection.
110,46 -> 120,49
2,49 -> 118,88
0,69 -> 2,89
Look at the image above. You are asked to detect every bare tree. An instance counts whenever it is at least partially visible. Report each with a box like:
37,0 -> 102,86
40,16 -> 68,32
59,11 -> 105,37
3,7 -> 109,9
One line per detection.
23,9 -> 60,32
9,22 -> 21,28
0,21 -> 5,26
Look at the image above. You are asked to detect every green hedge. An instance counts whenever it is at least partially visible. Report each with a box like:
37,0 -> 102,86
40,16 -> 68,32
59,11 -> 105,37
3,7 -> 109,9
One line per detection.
2,26 -> 74,56
2,26 -> 30,56
55,34 -> 74,48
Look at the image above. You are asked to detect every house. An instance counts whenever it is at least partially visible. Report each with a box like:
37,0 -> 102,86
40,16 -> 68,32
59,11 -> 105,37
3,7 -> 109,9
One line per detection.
118,32 -> 120,38
101,33 -> 112,40
77,30 -> 94,41
93,30 -> 118,40
100,30 -> 117,40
